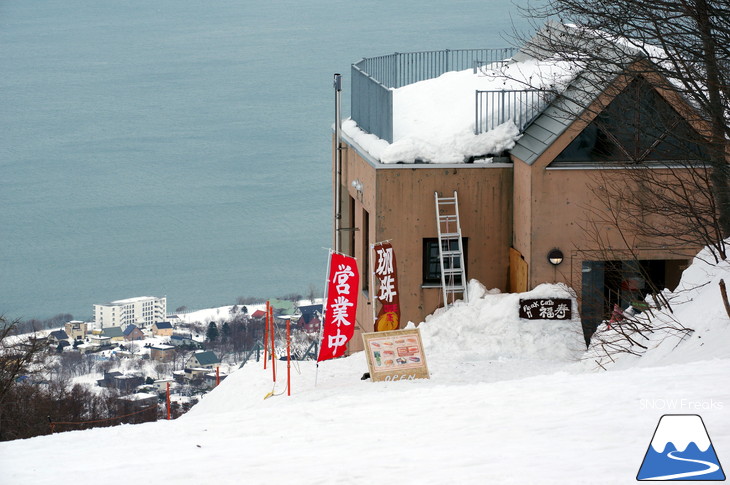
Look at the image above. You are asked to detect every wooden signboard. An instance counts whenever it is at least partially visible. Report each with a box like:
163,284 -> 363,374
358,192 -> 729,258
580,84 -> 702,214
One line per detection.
362,329 -> 429,382
519,298 -> 572,320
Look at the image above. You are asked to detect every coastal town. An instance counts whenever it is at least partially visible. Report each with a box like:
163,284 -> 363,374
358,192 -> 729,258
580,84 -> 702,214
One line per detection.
3,295 -> 323,435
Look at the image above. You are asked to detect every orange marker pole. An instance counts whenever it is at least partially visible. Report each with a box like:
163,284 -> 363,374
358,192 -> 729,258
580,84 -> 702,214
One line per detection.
215,366 -> 220,387
263,301 -> 269,370
270,306 -> 276,382
166,382 -> 171,420
286,317 -> 291,396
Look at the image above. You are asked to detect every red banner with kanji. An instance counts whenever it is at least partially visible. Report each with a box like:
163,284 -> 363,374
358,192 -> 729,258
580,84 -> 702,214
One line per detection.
318,252 -> 359,362
373,242 -> 400,331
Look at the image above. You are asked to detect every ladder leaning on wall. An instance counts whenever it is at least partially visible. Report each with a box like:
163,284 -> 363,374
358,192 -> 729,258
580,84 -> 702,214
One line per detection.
434,191 -> 469,306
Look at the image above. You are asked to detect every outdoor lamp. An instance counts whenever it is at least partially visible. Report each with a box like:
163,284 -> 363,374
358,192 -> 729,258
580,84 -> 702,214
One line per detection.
548,248 -> 564,266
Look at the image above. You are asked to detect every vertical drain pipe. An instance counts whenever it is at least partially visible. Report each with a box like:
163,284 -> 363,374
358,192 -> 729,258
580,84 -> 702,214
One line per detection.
333,73 -> 342,253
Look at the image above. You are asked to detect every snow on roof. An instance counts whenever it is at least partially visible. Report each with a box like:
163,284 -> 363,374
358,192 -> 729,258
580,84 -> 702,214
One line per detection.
98,296 -> 164,306
118,392 -> 157,401
151,344 -> 175,350
343,54 -> 578,164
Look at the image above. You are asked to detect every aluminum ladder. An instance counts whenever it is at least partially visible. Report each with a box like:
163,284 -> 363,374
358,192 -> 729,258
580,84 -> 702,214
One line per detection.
434,191 -> 468,306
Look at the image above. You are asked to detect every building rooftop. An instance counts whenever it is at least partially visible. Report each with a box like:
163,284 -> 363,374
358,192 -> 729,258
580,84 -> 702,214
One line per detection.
192,351 -> 220,366
96,296 -> 165,306
344,23 -> 637,166
102,327 -> 124,338
49,329 -> 69,340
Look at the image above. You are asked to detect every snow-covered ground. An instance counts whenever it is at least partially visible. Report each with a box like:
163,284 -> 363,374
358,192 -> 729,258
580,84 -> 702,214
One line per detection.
1,252 -> 728,484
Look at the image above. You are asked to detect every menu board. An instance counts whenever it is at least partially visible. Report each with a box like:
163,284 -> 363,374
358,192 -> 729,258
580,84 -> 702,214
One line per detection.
362,328 -> 430,382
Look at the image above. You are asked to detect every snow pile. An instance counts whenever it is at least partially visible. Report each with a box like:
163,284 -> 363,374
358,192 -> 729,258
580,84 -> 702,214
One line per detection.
586,245 -> 730,369
417,280 -> 584,362
343,56 -> 579,164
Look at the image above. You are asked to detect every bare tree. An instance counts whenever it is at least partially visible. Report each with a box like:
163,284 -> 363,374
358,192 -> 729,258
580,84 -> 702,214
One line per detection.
515,2 -> 729,249
0,316 -> 48,439
503,8 -> 728,354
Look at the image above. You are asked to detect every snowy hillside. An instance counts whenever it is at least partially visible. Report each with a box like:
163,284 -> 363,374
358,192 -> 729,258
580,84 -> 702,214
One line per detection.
1,252 -> 728,484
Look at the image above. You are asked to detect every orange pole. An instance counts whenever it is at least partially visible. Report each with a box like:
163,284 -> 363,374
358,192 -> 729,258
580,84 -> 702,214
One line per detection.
263,301 -> 269,370
215,366 -> 220,387
286,317 -> 291,396
270,306 -> 276,382
166,382 -> 171,420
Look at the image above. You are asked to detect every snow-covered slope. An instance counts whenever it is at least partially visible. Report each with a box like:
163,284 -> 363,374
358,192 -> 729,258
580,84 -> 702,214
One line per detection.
1,252 -> 728,484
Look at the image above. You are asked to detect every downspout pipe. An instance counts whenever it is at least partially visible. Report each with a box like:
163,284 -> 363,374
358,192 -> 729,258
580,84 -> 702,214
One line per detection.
333,73 -> 342,253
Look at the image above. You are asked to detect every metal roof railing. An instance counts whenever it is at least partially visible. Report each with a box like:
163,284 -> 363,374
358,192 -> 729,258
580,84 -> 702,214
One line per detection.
475,89 -> 554,134
351,48 -> 517,143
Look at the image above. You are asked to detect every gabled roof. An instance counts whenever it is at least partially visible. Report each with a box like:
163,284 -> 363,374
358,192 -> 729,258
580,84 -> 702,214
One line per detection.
269,299 -> 297,315
192,351 -> 220,366
298,304 -> 323,324
123,324 -> 139,336
154,322 -> 173,329
251,309 -> 266,319
49,330 -> 69,340
102,327 -> 124,338
510,23 -> 624,166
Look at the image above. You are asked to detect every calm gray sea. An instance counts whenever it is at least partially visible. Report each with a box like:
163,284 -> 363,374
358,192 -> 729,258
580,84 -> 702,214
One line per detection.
0,0 -> 528,320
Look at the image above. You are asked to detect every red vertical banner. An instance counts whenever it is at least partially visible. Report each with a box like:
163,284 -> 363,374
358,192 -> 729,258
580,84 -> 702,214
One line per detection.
318,252 -> 359,362
373,242 -> 400,331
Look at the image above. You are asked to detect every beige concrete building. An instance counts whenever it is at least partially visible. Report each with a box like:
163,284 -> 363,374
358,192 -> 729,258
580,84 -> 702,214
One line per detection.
335,25 -> 709,350
64,320 -> 87,341
94,295 -> 167,329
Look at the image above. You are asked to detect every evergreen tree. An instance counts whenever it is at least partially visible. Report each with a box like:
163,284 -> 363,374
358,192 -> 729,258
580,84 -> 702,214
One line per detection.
206,322 -> 219,342
221,322 -> 231,342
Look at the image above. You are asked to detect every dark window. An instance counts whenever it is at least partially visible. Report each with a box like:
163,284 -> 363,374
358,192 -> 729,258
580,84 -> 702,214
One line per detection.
555,77 -> 708,164
423,238 -> 468,285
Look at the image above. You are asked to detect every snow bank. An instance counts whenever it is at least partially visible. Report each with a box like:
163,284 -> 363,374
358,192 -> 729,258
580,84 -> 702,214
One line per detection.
343,56 -> 579,164
417,280 -> 585,362
585,245 -> 730,369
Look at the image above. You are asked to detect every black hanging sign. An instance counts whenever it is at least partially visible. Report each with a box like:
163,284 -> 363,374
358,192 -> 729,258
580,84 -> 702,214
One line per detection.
519,298 -> 572,320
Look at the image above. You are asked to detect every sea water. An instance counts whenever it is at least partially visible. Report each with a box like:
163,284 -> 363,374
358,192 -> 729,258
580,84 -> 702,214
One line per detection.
0,0 -> 528,320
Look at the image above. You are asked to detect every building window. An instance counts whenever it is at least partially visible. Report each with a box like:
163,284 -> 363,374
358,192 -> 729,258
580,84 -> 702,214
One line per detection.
554,76 -> 707,164
423,238 -> 468,285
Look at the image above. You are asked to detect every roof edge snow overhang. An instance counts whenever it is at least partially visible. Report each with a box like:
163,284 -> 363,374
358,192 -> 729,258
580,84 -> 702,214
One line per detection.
339,129 -> 513,171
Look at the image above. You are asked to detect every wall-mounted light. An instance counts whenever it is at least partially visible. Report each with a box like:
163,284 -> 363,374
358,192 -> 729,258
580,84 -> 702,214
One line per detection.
547,248 -> 564,266
351,179 -> 363,192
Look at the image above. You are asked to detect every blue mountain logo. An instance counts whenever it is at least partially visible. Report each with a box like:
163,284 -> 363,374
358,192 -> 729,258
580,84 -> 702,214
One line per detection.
637,414 -> 725,481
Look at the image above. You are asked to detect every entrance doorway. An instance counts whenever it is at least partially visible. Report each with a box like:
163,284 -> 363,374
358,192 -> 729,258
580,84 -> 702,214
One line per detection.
580,259 -> 687,345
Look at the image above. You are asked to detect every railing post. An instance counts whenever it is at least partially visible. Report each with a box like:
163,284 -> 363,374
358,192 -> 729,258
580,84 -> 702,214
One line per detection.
393,52 -> 399,89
